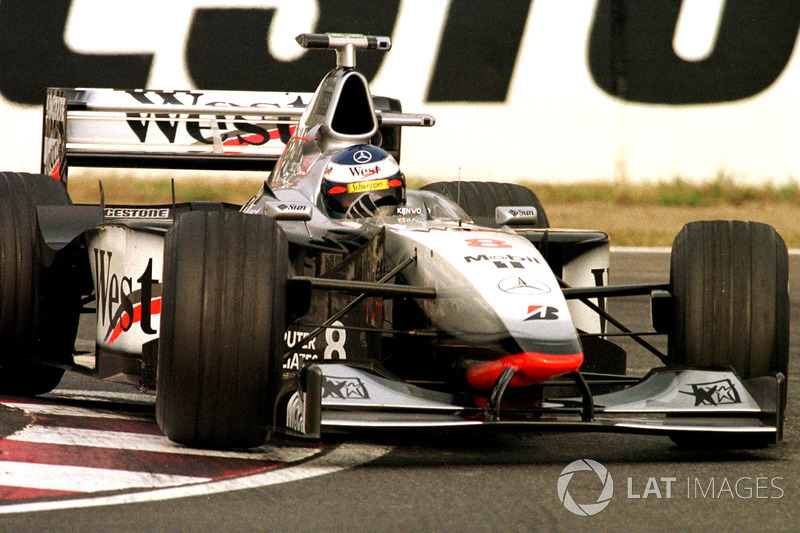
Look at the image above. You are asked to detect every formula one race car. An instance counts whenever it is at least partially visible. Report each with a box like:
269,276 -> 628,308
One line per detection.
0,33 -> 788,450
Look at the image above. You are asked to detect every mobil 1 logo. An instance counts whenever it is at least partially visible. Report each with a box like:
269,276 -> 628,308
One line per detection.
464,254 -> 542,269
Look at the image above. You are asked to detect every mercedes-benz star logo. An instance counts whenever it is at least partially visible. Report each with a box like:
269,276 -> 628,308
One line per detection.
353,149 -> 373,163
497,276 -> 550,295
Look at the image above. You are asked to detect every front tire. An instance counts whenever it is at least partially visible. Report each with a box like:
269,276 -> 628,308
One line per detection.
669,220 -> 789,448
156,212 -> 288,449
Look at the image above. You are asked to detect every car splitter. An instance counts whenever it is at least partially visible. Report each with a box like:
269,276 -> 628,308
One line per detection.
279,364 -> 784,444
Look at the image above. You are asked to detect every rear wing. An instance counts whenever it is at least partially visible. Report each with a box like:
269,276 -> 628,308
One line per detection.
41,88 -> 408,184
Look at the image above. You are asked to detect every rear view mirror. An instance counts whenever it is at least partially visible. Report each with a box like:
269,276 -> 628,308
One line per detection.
495,206 -> 538,226
264,201 -> 313,221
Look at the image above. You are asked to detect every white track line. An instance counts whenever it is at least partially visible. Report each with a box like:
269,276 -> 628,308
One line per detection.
7,425 -> 317,462
0,396 -> 331,511
0,462 -> 208,492
0,442 -> 393,515
44,390 -> 155,405
4,395 -> 320,461
4,402 -> 150,420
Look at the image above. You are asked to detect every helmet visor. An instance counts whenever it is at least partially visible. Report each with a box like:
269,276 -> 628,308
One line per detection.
322,172 -> 405,216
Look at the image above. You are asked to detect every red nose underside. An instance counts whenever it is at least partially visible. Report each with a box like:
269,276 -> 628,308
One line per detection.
466,352 -> 584,391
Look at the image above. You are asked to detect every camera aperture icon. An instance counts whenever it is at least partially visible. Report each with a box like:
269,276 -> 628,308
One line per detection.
557,459 -> 614,516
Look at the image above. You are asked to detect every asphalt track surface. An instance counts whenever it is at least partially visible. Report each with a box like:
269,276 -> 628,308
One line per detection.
1,249 -> 798,532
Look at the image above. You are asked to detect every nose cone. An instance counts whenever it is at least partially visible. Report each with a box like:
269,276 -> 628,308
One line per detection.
465,351 -> 584,391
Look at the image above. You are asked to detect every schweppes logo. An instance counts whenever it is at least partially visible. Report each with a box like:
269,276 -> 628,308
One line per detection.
347,179 -> 389,193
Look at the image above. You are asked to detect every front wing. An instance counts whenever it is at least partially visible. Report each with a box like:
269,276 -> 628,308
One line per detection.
276,364 -> 784,444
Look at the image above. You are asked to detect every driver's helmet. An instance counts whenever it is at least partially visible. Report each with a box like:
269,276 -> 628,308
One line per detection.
320,145 -> 405,218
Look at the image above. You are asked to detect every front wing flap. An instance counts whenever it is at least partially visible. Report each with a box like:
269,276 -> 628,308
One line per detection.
275,364 -> 784,443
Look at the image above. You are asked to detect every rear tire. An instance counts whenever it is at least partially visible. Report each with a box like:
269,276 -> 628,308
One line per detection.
669,220 -> 789,448
421,181 -> 549,228
0,172 -> 78,395
156,212 -> 288,449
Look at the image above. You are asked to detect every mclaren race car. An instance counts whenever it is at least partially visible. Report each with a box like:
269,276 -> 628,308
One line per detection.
0,33 -> 788,449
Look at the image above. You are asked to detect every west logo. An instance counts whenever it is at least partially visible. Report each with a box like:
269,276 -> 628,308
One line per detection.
94,249 -> 161,343
348,164 -> 380,177
123,90 -> 299,146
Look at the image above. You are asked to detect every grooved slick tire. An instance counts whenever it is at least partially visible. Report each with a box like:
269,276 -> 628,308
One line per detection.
421,181 -> 549,228
0,172 -> 77,395
156,212 -> 288,449
669,220 -> 789,447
